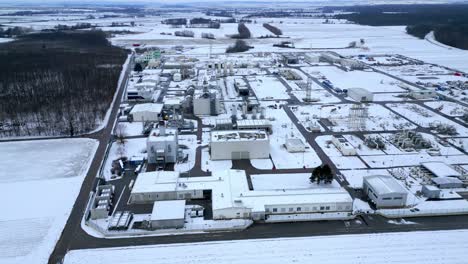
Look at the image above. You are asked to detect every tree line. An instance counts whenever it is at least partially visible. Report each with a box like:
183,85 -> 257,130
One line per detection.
0,30 -> 128,137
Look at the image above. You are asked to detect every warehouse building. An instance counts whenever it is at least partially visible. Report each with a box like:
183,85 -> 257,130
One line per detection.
130,103 -> 164,122
347,88 -> 373,102
432,177 -> 464,189
147,126 -> 178,164
210,130 -> 270,160
129,170 -> 354,221
150,200 -> 186,229
363,175 -> 408,208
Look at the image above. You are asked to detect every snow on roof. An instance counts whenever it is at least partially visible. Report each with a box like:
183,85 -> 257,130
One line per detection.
211,130 -> 268,143
147,128 -> 177,142
432,177 -> 463,185
421,162 -> 461,178
131,170 -> 352,213
130,103 -> 163,114
236,119 -> 271,128
364,175 -> 407,195
132,171 -> 180,194
348,87 -> 371,94
286,138 -> 305,146
163,98 -> 181,105
151,200 -> 185,221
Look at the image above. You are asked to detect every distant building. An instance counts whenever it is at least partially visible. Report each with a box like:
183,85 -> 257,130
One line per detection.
347,88 -> 374,102
147,126 -> 178,164
363,175 -> 408,208
210,130 -> 270,160
193,90 -> 221,116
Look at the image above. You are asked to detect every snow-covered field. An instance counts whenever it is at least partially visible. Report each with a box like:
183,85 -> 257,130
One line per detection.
0,139 -> 98,264
64,230 -> 468,264
302,66 -> 406,93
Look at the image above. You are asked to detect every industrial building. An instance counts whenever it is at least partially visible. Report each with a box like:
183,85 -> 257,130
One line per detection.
150,200 -> 186,229
339,59 -> 364,70
236,119 -> 272,134
331,136 -> 357,156
210,130 -> 270,160
304,53 -> 320,64
409,90 -> 437,99
130,103 -> 164,122
285,138 -> 306,153
129,170 -> 354,221
421,162 -> 462,178
347,88 -> 374,102
234,78 -> 250,96
363,175 -> 408,208
422,185 -> 441,199
90,185 -> 114,220
147,126 -> 179,164
320,52 -> 341,64
193,89 -> 221,116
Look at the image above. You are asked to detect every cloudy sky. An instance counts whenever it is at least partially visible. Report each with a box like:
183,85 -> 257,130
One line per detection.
0,0 -> 458,3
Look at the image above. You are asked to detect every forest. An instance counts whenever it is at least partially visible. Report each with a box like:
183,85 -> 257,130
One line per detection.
0,30 -> 128,137
332,4 -> 468,50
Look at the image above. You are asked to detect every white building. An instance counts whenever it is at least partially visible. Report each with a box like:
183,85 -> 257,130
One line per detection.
331,136 -> 357,156
210,130 -> 270,160
285,138 -> 306,153
320,52 -> 341,64
363,175 -> 408,208
193,90 -> 221,116
236,119 -> 272,134
304,53 -> 320,64
130,103 -> 164,122
234,78 -> 249,96
409,90 -> 437,99
147,127 -> 178,164
150,200 -> 186,229
347,88 -> 373,102
90,185 -> 114,220
129,170 -> 354,221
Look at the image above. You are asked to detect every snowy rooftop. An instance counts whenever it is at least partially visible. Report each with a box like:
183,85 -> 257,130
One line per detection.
211,130 -> 268,143
147,128 -> 177,142
132,171 -> 180,194
130,103 -> 163,114
131,170 -> 352,213
421,162 -> 462,178
364,175 -> 408,195
236,119 -> 271,128
151,200 -> 186,221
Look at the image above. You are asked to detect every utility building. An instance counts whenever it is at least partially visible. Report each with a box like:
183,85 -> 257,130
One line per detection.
130,103 -> 164,122
348,88 -> 373,102
147,126 -> 178,164
210,130 -> 270,160
363,175 -> 408,208
150,200 -> 186,229
193,90 -> 221,116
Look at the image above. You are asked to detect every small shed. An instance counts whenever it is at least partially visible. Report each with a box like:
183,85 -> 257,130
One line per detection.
150,200 -> 186,229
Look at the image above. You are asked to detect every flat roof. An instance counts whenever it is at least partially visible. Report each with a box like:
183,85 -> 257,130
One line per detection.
422,162 -> 461,178
132,171 -> 180,194
151,200 -> 186,221
364,175 -> 407,195
211,130 -> 268,143
147,128 -> 177,142
432,177 -> 463,185
237,119 -> 271,128
130,103 -> 163,114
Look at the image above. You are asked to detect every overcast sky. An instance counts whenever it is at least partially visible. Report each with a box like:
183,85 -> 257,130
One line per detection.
0,0 -> 459,3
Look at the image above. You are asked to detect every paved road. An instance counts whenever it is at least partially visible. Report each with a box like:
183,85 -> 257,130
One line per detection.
48,54 -> 134,264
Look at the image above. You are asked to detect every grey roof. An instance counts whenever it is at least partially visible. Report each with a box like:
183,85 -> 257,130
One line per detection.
364,175 -> 407,195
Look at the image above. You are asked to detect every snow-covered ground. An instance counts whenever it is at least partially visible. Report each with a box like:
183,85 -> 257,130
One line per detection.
0,139 -> 98,264
64,230 -> 468,264
102,138 -> 147,181
302,66 -> 407,93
